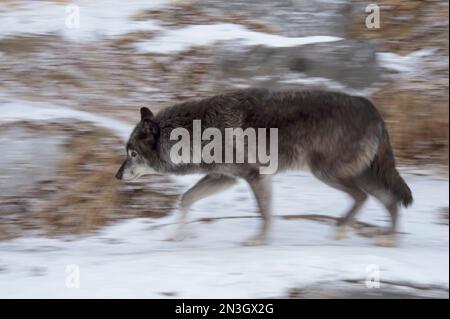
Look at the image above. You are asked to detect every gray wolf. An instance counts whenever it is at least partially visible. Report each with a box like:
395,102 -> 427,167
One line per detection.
116,88 -> 413,246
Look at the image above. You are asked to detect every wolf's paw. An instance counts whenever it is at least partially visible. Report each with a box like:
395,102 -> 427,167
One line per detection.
330,226 -> 348,240
374,234 -> 398,247
241,236 -> 267,246
164,230 -> 187,242
164,235 -> 182,242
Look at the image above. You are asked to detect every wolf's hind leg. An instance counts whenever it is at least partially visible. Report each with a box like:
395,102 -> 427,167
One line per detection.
336,184 -> 367,227
241,174 -> 272,246
332,185 -> 367,240
167,174 -> 237,241
313,171 -> 367,240
373,202 -> 398,247
359,180 -> 400,247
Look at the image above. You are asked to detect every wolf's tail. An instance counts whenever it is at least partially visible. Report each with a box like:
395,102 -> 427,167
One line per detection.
370,124 -> 413,207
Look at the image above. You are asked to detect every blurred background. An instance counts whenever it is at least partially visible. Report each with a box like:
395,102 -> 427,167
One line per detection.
0,0 -> 448,298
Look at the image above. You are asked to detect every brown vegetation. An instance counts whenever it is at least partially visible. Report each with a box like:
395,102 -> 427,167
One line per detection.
349,0 -> 449,165
130,2 -> 279,34
372,85 -> 449,166
0,122 -> 178,240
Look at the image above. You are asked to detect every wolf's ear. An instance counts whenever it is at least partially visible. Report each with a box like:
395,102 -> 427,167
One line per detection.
141,117 -> 159,135
139,107 -> 159,142
140,107 -> 153,120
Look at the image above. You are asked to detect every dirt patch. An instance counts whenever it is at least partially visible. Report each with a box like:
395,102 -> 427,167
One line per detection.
0,33 -> 216,120
130,2 -> 279,34
0,35 -> 59,55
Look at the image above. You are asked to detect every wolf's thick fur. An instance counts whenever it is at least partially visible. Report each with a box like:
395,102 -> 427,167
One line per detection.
116,88 -> 412,245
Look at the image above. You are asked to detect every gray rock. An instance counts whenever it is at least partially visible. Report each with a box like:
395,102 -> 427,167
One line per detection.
212,39 -> 379,91
287,280 -> 449,299
196,0 -> 352,38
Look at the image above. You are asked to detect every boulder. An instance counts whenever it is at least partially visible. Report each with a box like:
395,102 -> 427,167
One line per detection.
212,39 -> 379,90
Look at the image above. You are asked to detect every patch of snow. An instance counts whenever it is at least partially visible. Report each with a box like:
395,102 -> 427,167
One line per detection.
0,0 -> 167,41
377,49 -> 435,73
135,23 -> 342,54
0,98 -> 132,140
279,73 -> 379,96
0,171 -> 448,298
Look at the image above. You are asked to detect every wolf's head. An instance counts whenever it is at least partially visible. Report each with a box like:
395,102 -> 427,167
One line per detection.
115,107 -> 160,181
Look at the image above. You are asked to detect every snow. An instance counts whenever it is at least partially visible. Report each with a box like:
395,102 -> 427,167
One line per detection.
377,49 -> 435,73
0,172 -> 448,298
135,23 -> 342,54
278,74 -> 379,96
0,99 -> 448,298
0,98 -> 132,141
0,0 -> 167,41
0,0 -> 342,49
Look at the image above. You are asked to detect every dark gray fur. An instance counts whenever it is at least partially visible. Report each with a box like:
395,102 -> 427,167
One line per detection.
116,88 -> 413,245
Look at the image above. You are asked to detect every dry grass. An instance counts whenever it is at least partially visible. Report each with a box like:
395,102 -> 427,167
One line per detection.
349,0 -> 449,165
350,0 -> 449,55
0,35 -> 58,56
130,2 -> 279,34
371,85 -> 449,165
0,122 -> 179,240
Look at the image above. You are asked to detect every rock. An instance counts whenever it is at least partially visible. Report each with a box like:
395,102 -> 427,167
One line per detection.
196,0 -> 352,38
439,207 -> 449,225
212,39 -> 379,90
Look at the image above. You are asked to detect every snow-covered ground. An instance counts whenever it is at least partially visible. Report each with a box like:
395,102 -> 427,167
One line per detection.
0,99 -> 448,298
0,97 -> 132,141
0,0 -> 341,54
0,172 -> 448,298
0,0 -> 342,49
0,0 -> 167,41
135,23 -> 342,54
377,49 -> 436,73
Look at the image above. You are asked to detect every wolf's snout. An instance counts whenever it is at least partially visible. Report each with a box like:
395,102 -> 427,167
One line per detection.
115,161 -> 126,180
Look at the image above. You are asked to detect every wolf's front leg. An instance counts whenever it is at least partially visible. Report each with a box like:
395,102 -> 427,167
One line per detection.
166,174 -> 237,241
242,174 -> 272,246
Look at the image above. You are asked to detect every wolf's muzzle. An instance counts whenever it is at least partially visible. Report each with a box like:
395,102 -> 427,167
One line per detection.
115,161 -> 126,180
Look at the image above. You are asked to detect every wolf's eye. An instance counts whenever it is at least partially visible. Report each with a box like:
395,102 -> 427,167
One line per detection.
131,151 -> 137,158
